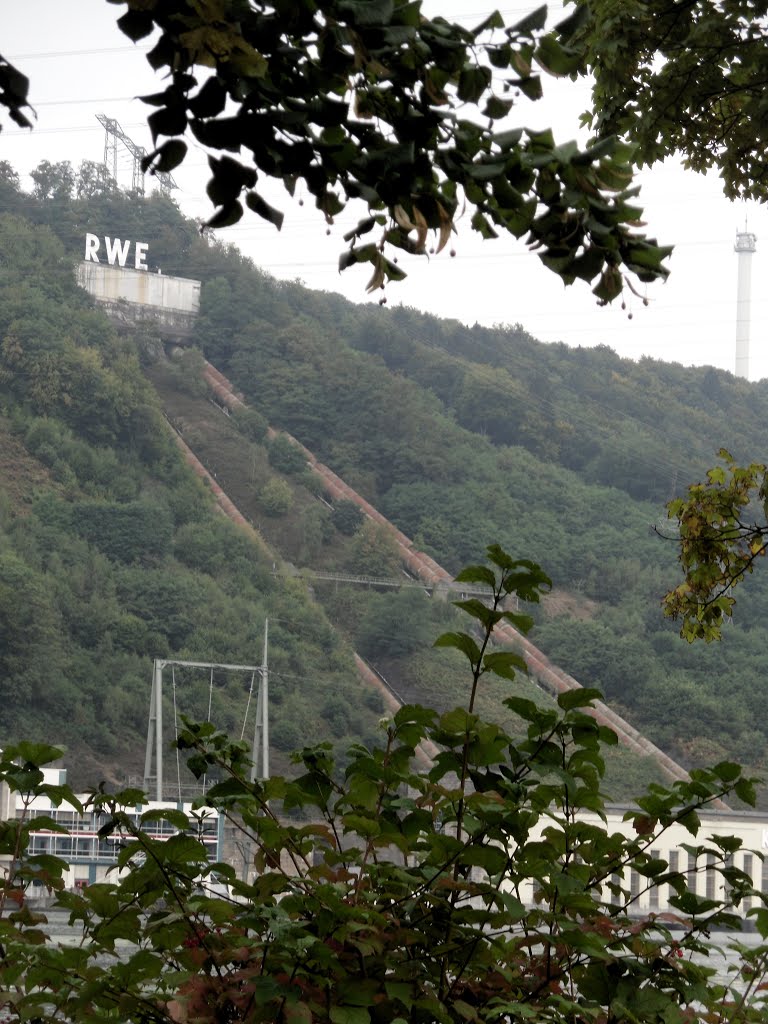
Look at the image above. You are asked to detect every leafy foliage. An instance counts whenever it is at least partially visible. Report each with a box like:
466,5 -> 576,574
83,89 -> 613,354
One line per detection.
5,0 -> 674,301
0,199 -> 383,783
4,169 -> 768,790
2,549 -> 768,1024
260,476 -> 294,516
331,500 -> 365,536
268,435 -> 308,475
570,0 -> 768,202
664,451 -> 768,641
356,588 -> 434,658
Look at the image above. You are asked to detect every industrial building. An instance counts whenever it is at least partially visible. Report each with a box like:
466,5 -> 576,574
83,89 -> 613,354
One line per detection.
1,765 -> 222,891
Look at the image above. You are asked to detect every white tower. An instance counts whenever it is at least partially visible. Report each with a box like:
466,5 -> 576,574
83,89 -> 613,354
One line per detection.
734,227 -> 757,380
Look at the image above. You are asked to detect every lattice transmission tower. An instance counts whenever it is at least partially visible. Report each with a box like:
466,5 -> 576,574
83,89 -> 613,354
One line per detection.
96,113 -> 178,197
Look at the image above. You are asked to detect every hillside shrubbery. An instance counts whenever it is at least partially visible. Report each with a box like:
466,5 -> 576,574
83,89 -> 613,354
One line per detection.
3,164 -> 768,784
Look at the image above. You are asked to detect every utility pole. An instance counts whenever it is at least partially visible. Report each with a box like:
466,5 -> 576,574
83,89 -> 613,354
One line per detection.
251,619 -> 269,781
96,113 -> 178,196
144,657 -> 262,802
144,659 -> 164,802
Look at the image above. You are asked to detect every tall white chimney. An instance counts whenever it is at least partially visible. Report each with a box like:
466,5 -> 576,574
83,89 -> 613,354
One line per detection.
734,227 -> 757,380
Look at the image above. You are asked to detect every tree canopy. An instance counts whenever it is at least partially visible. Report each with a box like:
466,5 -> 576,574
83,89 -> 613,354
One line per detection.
663,452 -> 768,641
6,0 -> 768,300
1,0 -> 672,304
570,0 -> 768,201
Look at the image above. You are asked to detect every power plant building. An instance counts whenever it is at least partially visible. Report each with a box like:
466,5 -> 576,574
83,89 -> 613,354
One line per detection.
76,231 -> 200,338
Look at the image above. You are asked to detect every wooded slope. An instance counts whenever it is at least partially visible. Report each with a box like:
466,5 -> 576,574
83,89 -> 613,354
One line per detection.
2,163 -> 766,789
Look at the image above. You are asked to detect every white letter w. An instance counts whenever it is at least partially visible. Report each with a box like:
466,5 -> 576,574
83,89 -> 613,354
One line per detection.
104,236 -> 131,267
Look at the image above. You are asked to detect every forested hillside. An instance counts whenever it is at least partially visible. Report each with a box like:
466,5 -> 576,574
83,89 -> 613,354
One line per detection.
2,159 -> 768,791
0,164 -> 387,787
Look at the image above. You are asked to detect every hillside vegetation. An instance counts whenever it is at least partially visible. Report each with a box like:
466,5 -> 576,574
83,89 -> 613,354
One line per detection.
1,160 -> 767,792
0,171 -> 387,787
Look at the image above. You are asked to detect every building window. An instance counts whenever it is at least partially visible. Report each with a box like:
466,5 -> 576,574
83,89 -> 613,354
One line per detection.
668,849 -> 679,905
687,852 -> 697,894
611,872 -> 621,905
649,849 -> 660,909
706,853 -> 716,900
743,853 -> 753,914
630,869 -> 640,902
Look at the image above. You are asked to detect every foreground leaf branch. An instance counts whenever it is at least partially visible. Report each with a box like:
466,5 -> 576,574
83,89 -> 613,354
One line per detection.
1,546 -> 768,1024
1,1 -> 672,301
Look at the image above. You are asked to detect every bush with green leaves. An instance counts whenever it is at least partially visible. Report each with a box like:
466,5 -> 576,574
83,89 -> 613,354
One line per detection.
259,477 -> 293,517
1,546 -> 768,1024
232,406 -> 269,444
331,499 -> 365,536
267,435 -> 308,476
356,588 -> 434,658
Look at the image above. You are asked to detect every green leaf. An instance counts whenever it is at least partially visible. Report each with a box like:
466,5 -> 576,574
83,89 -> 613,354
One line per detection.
150,139 -> 187,173
453,1000 -> 479,1021
434,631 -> 481,663
555,3 -> 590,39
140,808 -> 190,830
339,243 -> 379,272
557,687 -> 602,710
458,66 -> 492,104
501,611 -> 535,634
482,651 -> 528,680
454,565 -> 497,588
12,741 -> 66,767
472,10 -> 504,35
147,105 -> 187,141
711,760 -> 741,783
117,9 -> 154,42
336,0 -> 394,27
535,34 -> 582,76
393,704 -> 436,728
439,707 -> 475,734
503,696 -> 544,721
734,777 -> 757,806
511,5 -> 548,35
749,907 -> 768,938
453,599 -> 502,630
206,200 -> 244,229
246,190 -> 285,230
330,1008 -> 370,1024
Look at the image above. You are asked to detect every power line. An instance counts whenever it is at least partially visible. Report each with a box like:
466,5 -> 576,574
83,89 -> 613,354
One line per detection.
36,97 -> 136,108
7,45 -> 150,60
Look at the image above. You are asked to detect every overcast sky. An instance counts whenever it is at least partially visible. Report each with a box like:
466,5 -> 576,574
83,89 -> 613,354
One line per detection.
5,1 -> 768,380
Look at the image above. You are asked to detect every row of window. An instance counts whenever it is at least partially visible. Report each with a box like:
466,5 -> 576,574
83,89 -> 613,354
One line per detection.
27,807 -> 217,838
610,849 -> 758,910
28,834 -> 219,862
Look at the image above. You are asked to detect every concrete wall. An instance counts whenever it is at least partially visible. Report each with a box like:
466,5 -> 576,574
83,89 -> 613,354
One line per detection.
77,261 -> 200,314
510,806 -> 768,914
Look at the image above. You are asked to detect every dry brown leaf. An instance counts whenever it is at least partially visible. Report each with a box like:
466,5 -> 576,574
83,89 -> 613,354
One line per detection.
412,205 -> 428,251
393,204 -> 417,231
435,201 -> 453,254
366,256 -> 386,292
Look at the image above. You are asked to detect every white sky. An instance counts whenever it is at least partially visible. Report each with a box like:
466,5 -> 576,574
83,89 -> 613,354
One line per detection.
4,1 -> 768,380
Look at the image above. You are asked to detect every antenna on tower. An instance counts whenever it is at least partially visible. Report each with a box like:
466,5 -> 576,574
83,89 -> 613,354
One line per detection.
734,223 -> 757,380
96,113 -> 178,197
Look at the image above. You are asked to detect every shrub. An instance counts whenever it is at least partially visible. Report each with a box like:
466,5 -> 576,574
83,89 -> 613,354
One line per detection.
259,477 -> 292,517
331,498 -> 364,535
1,547 -> 766,1024
232,406 -> 268,443
267,434 -> 307,474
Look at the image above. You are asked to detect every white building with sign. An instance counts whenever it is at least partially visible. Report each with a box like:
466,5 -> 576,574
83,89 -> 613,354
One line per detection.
76,233 -> 201,339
